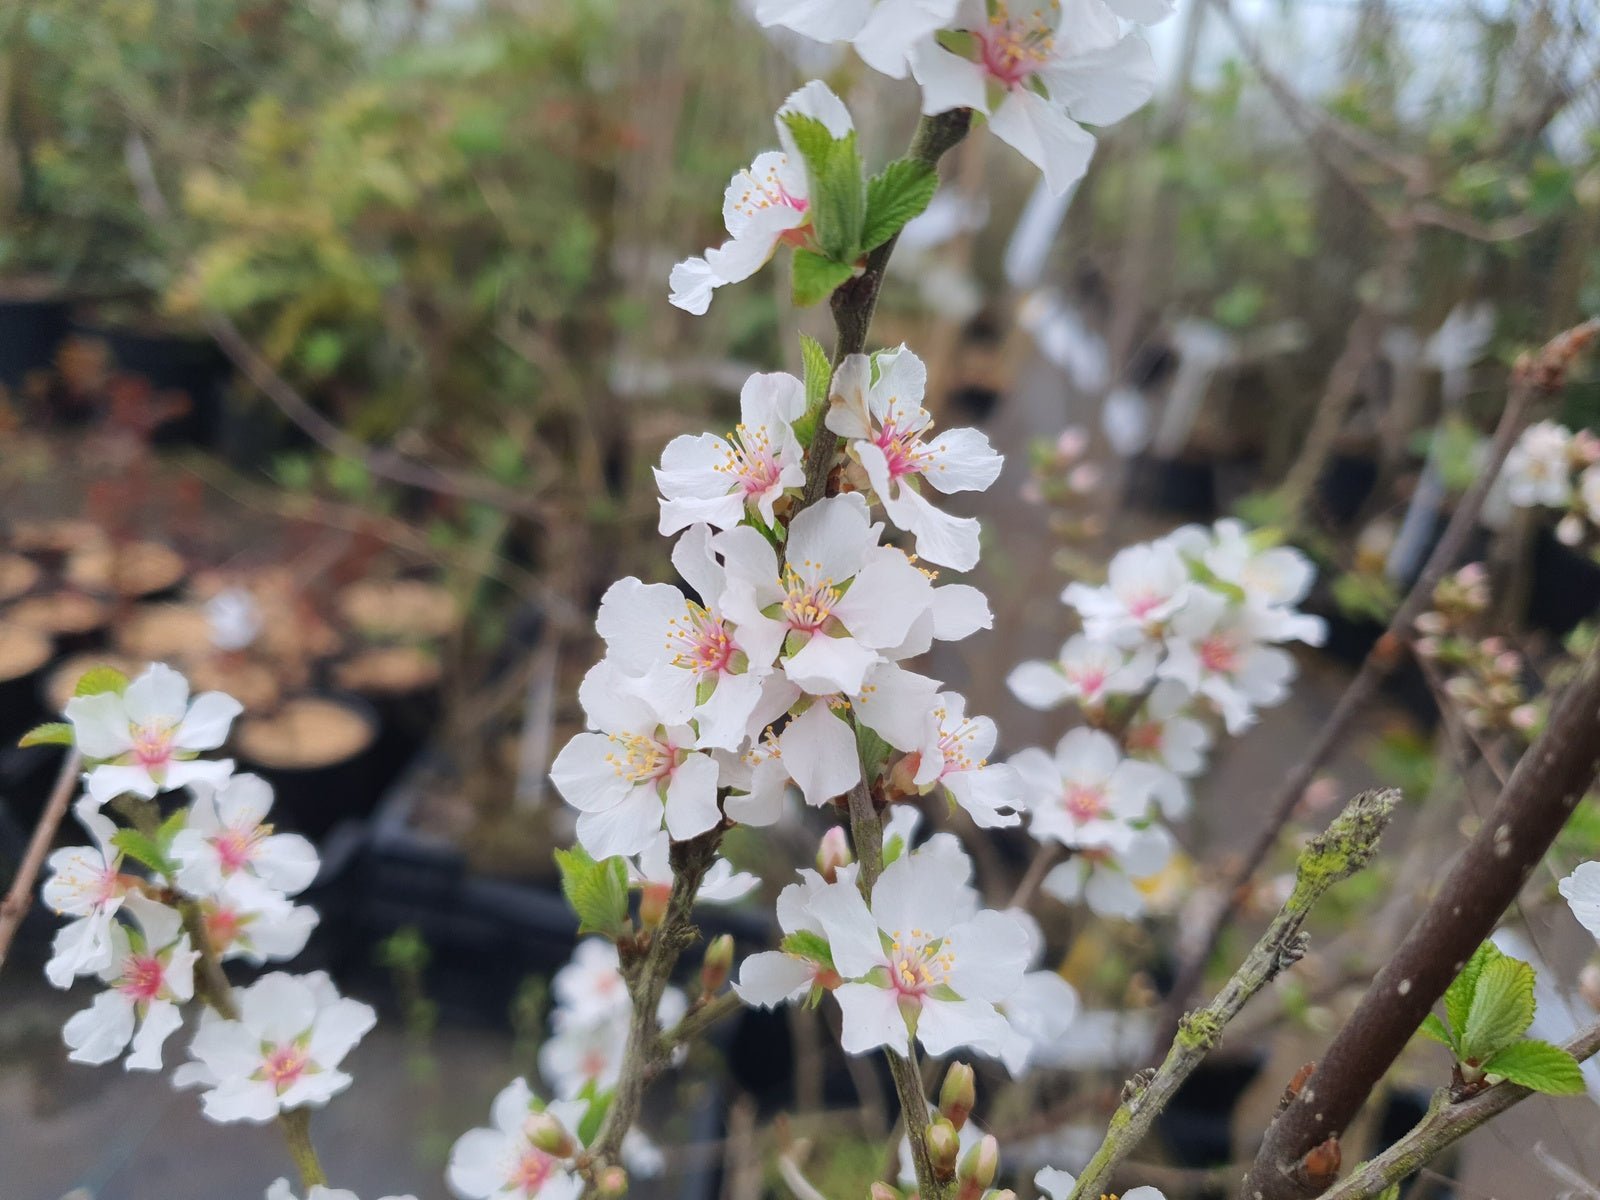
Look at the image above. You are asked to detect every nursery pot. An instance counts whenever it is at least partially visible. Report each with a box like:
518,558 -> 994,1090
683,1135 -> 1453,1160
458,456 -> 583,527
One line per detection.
0,283 -> 70,391
1126,453 -> 1219,518
0,554 -> 42,605
235,693 -> 383,840
1152,1049 -> 1267,1171
0,624 -> 53,745
1527,528 -> 1600,637
331,645 -> 444,793
1315,452 -> 1379,528
69,317 -> 232,447
64,540 -> 187,603
5,590 -> 112,656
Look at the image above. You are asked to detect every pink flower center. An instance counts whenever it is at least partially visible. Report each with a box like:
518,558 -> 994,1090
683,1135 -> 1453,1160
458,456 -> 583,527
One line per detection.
1124,721 -> 1163,755
214,826 -> 264,874
1198,635 -> 1239,675
206,905 -> 243,951
1126,591 -> 1164,619
714,422 -> 784,498
935,711 -> 984,777
667,603 -> 735,678
873,421 -> 931,481
580,1048 -> 611,1078
730,162 -> 809,222
513,1147 -> 557,1196
118,953 -> 166,1003
887,929 -> 954,997
129,721 -> 177,768
1069,666 -> 1107,699
976,2 -> 1059,86
1064,783 -> 1107,824
781,563 -> 841,634
259,1042 -> 312,1092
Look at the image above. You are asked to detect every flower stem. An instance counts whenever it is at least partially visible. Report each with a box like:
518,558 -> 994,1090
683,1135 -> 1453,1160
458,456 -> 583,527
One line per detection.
279,1108 -> 330,1189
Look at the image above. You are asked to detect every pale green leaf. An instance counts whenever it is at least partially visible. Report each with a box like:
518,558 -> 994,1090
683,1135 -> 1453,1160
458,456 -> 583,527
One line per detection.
555,846 -> 631,939
1445,941 -> 1500,1039
1481,1039 -> 1586,1095
862,158 -> 938,252
1461,954 -> 1536,1061
73,666 -> 130,698
19,722 -> 73,748
792,250 -> 855,307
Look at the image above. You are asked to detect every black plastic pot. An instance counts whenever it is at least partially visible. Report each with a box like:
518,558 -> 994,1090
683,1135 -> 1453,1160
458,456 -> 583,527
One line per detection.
1153,1050 -> 1267,1179
69,318 -> 232,447
1527,528 -> 1600,637
1315,452 -> 1379,528
235,693 -> 384,841
0,287 -> 70,391
1375,1087 -> 1458,1198
1127,454 -> 1218,518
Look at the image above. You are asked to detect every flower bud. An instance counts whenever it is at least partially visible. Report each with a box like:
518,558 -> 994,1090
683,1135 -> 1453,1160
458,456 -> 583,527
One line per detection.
597,1165 -> 629,1197
871,1183 -> 904,1200
640,882 -> 671,930
1579,963 -> 1600,1012
816,827 -> 853,883
523,1112 -> 576,1158
701,934 -> 734,995
1509,704 -> 1538,733
938,1061 -> 976,1130
925,1119 -> 960,1182
886,755 -> 924,799
956,1135 -> 998,1192
1056,426 -> 1088,461
984,1190 -> 1017,1200
1413,611 -> 1449,636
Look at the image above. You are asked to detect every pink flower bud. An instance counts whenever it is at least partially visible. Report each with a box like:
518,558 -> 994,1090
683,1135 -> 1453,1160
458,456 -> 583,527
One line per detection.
1068,464 -> 1101,494
640,882 -> 671,931
1579,964 -> 1600,1012
1509,704 -> 1538,732
701,934 -> 734,995
816,827 -> 853,883
1558,513 -> 1586,546
597,1166 -> 629,1197
1414,611 -> 1449,636
1056,426 -> 1088,461
939,1061 -> 976,1130
523,1112 -> 576,1158
956,1135 -> 998,1191
925,1120 -> 961,1182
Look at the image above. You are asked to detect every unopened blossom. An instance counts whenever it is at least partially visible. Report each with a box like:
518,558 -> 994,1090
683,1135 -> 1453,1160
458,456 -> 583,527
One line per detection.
908,691 -> 1024,828
1159,589 -> 1296,734
754,0 -> 963,77
446,1078 -> 586,1200
1062,541 -> 1191,647
1006,632 -> 1156,711
62,894 -> 197,1070
171,773 -> 319,899
42,797 -> 130,988
669,81 -> 853,314
716,494 -> 935,696
1037,1166 -> 1164,1200
1009,728 -> 1161,852
826,347 -> 1003,570
201,876 -> 319,964
655,372 -> 806,535
176,971 -> 375,1122
1504,420 -> 1575,508
1560,862 -> 1600,941
907,0 -> 1159,194
1042,822 -> 1175,919
266,1182 -> 416,1200
549,661 -> 724,858
631,831 -> 758,907
808,848 -> 1031,1059
595,526 -> 769,751
64,663 -> 241,804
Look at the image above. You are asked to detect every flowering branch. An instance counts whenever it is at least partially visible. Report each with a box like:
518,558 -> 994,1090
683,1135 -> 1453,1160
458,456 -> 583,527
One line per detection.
0,749 -> 81,977
1316,1018 -> 1600,1200
1066,789 -> 1399,1200
1158,317 -> 1600,1046
1242,633 -> 1600,1200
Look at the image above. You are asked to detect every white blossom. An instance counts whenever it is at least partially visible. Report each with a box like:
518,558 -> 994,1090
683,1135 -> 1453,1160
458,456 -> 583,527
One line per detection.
826,347 -> 1003,570
64,663 -> 241,804
1042,823 -> 1175,919
631,831 -> 758,904
735,868 -> 846,1007
907,0 -> 1158,194
200,876 -> 319,964
1009,728 -> 1161,852
446,1078 -> 587,1200
753,0 -> 964,77
1061,541 -> 1191,647
62,894 -> 196,1071
1504,420 -> 1575,508
1037,1167 -> 1164,1200
1159,589 -> 1297,734
171,773 -> 319,899
42,797 -> 130,988
910,691 -> 1025,828
1006,633 -> 1156,711
175,971 -> 375,1122
655,373 -> 806,535
669,82 -> 854,314
266,1182 -> 416,1200
206,588 -> 263,652
1559,862 -> 1600,941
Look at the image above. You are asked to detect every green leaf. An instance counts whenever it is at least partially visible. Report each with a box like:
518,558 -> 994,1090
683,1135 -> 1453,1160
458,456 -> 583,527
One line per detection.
862,158 -> 939,252
780,929 -> 835,969
783,114 -> 865,261
555,847 -> 631,939
19,722 -> 73,748
111,829 -> 174,876
1461,954 -> 1537,1061
795,332 -> 833,446
1481,1039 -> 1586,1094
577,1089 -> 613,1146
855,722 -> 892,784
1417,1012 -> 1455,1049
792,250 -> 856,307
73,666 -> 130,698
1375,1185 -> 1401,1200
1445,941 -> 1500,1038
155,807 -> 189,852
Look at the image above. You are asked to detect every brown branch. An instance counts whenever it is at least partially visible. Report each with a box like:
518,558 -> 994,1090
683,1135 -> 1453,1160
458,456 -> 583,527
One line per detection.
1155,318 -> 1600,1054
1240,633 -> 1600,1199
0,749 -> 82,978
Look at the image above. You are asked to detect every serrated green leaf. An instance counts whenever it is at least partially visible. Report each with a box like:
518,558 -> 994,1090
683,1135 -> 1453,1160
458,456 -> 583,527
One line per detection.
1481,1039 -> 1586,1094
555,846 -> 631,939
1445,941 -> 1500,1038
155,807 -> 188,852
855,723 -> 892,783
783,114 -> 865,262
862,158 -> 938,252
781,929 -> 835,969
19,722 -> 73,748
1417,1012 -> 1455,1049
795,332 -> 833,446
111,829 -> 174,876
73,666 -> 130,698
792,250 -> 856,307
1462,954 -> 1536,1061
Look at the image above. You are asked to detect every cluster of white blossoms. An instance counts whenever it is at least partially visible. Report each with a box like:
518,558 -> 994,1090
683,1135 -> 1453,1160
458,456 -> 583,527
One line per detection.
1006,519 -> 1327,918
1497,419 -> 1600,546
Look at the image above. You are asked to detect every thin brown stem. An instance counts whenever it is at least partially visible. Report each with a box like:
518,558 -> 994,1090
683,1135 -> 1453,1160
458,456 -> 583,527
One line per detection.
0,749 -> 81,978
